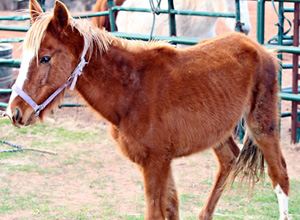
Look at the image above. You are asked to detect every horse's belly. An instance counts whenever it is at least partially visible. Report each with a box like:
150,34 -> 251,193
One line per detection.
162,108 -> 241,158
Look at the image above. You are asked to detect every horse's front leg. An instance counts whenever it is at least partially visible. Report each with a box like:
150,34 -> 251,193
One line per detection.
141,157 -> 172,220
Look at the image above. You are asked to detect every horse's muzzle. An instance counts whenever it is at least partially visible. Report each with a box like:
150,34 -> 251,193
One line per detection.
9,106 -> 36,127
241,27 -> 250,36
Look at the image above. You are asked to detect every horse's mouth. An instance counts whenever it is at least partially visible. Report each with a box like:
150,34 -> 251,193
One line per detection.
24,112 -> 36,126
11,111 -> 37,128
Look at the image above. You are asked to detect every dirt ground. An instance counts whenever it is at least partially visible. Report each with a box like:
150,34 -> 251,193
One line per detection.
0,1 -> 300,219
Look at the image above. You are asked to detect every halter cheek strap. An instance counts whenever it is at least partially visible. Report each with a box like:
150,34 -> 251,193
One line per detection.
12,37 -> 89,116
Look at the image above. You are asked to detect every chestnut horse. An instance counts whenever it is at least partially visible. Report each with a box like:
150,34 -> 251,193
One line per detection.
7,1 -> 289,220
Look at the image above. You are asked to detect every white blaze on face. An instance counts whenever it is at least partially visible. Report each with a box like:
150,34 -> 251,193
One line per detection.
275,184 -> 290,220
7,49 -> 35,118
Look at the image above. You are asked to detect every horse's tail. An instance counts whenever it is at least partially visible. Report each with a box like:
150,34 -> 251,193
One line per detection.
224,130 -> 265,193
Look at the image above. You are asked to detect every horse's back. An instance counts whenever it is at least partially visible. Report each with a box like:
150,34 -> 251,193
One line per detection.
172,32 -> 269,95
181,32 -> 276,89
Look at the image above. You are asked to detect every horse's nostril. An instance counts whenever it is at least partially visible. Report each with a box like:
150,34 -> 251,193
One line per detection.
14,108 -> 21,122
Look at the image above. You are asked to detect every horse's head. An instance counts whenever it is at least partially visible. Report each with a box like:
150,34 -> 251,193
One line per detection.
7,0 -> 86,127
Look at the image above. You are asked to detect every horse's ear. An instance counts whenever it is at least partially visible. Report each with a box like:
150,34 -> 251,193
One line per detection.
29,0 -> 43,23
52,0 -> 70,31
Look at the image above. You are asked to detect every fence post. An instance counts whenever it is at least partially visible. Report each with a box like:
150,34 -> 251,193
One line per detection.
257,0 -> 265,44
107,0 -> 116,32
291,2 -> 300,143
235,0 -> 241,32
168,0 -> 176,37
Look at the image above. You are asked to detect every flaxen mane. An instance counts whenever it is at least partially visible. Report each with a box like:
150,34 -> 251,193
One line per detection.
24,12 -> 174,61
23,13 -> 112,60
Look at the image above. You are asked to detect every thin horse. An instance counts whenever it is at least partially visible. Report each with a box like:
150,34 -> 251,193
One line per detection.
7,1 -> 289,220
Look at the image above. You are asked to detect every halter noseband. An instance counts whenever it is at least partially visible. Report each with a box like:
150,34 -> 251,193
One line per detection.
12,37 -> 89,116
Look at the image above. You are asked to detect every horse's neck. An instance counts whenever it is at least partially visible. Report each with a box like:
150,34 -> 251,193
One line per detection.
76,39 -> 140,125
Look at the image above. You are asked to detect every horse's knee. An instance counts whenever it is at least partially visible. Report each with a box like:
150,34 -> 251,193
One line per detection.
166,189 -> 180,220
166,172 -> 180,220
166,203 -> 180,220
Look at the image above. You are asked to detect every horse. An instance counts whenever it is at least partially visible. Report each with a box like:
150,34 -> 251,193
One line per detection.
92,0 -> 125,31
93,0 -> 251,47
7,0 -> 289,219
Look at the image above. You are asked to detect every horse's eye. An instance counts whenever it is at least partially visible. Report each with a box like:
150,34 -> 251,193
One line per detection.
40,56 -> 51,64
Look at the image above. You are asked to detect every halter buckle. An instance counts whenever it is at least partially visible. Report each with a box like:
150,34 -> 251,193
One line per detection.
35,105 -> 43,116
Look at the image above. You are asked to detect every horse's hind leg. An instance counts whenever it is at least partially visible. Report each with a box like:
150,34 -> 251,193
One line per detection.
246,83 -> 290,220
199,136 -> 240,220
